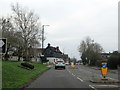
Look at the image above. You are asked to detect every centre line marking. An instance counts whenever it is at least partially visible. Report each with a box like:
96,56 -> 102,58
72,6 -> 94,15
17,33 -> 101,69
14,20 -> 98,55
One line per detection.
89,85 -> 97,90
71,73 -> 75,76
77,77 -> 83,82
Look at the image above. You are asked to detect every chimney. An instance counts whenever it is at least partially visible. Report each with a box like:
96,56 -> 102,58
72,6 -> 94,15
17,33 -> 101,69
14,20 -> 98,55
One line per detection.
56,46 -> 59,51
48,43 -> 50,47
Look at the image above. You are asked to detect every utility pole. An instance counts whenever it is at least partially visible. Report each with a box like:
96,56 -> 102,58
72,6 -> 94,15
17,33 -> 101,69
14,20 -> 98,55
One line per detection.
41,25 -> 49,55
41,25 -> 44,55
118,2 -> 120,53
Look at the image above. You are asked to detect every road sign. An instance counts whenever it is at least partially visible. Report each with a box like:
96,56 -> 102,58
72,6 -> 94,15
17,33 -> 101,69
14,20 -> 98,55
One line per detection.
101,62 -> 108,78
40,55 -> 44,57
0,38 -> 7,54
102,64 -> 107,68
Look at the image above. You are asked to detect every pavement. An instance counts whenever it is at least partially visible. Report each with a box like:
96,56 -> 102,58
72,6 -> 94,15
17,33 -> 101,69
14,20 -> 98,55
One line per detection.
88,66 -> 119,83
90,77 -> 120,83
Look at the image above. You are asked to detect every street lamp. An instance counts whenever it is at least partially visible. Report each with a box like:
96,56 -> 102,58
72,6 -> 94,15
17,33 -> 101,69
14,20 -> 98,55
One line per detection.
41,25 -> 49,55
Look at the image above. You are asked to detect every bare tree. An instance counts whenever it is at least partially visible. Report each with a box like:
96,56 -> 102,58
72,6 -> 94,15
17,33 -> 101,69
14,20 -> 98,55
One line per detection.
0,17 -> 15,60
11,3 -> 41,61
78,36 -> 103,66
78,40 -> 87,65
78,40 -> 87,53
0,17 -> 24,61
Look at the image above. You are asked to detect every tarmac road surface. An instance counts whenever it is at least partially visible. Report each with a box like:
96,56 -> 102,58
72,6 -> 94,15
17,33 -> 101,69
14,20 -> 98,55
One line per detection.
26,67 -> 92,89
25,65 -> 120,89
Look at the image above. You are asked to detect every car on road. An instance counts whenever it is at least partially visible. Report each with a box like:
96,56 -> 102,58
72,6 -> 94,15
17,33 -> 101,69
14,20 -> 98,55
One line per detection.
65,62 -> 69,65
54,60 -> 65,69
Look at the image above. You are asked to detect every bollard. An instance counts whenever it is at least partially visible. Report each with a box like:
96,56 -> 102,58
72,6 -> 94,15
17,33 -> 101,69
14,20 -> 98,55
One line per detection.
71,63 -> 75,69
101,62 -> 108,78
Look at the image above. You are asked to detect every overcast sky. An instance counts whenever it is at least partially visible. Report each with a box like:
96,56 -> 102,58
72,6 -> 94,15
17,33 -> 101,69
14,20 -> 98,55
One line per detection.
0,0 -> 119,59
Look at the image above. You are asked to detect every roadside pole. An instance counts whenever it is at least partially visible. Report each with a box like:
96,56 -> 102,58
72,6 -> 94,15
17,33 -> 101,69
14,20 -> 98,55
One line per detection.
0,38 -> 7,90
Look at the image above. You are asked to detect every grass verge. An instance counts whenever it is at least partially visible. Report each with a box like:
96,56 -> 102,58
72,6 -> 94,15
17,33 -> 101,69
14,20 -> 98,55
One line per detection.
2,61 -> 51,88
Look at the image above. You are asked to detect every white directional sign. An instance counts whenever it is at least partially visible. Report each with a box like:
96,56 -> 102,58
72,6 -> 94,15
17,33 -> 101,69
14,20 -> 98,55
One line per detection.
0,40 -> 5,47
0,38 -> 7,54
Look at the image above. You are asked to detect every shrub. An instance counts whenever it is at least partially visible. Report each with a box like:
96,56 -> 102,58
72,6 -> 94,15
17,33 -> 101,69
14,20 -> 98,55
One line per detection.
108,51 -> 120,69
21,62 -> 34,69
96,60 -> 107,67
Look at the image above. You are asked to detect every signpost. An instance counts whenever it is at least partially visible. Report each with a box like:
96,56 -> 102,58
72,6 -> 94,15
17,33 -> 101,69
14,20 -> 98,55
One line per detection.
40,54 -> 47,63
40,55 -> 44,57
0,38 -> 7,54
101,62 -> 108,78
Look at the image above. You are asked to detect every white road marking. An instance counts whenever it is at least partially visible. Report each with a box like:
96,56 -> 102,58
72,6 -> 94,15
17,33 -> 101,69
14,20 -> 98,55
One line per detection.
107,77 -> 118,80
89,84 -> 119,89
94,85 -> 119,87
67,69 -> 84,82
89,85 -> 97,90
71,73 -> 75,76
89,84 -> 119,90
77,77 -> 83,82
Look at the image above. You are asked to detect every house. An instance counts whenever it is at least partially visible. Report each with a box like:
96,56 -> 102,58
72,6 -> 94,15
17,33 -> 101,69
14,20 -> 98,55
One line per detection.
43,43 -> 68,64
62,54 -> 69,62
100,53 -> 112,60
32,48 -> 43,57
24,43 -> 69,64
44,43 -> 62,58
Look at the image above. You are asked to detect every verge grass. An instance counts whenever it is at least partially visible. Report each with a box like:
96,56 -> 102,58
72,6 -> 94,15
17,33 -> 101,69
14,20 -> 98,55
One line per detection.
2,61 -> 50,88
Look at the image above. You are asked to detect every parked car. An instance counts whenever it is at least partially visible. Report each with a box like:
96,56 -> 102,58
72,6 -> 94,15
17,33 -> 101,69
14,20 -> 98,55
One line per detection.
54,60 -> 65,69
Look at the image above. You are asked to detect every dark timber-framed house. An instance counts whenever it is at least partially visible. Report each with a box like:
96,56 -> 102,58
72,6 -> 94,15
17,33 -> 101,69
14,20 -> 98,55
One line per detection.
43,43 -> 68,63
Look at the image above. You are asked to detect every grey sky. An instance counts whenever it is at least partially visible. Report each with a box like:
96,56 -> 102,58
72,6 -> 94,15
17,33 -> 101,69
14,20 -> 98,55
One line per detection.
0,0 -> 118,59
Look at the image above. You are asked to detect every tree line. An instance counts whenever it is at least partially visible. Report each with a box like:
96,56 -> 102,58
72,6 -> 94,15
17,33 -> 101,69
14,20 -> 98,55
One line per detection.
108,51 -> 120,69
1,3 -> 41,61
78,36 -> 103,66
78,36 -> 120,69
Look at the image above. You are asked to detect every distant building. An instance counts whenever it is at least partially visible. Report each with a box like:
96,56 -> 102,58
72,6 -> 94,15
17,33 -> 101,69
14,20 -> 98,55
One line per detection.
43,43 -> 69,63
32,48 -> 43,57
100,53 -> 112,60
24,43 -> 69,64
62,54 -> 69,62
44,43 -> 62,58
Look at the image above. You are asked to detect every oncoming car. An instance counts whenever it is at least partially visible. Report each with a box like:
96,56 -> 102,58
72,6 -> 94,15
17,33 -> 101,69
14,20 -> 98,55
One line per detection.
54,60 -> 65,69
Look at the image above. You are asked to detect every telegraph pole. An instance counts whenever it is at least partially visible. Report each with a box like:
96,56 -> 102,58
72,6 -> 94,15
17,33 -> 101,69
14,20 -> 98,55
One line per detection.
42,25 -> 44,55
41,25 -> 49,55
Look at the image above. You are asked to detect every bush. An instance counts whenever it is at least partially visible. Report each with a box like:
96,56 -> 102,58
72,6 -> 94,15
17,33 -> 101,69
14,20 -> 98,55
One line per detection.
108,51 -> 120,69
96,60 -> 107,67
21,62 -> 34,69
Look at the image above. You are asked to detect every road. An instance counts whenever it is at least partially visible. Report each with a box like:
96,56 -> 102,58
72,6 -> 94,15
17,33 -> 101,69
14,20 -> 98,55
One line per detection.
26,67 -> 91,89
67,65 -> 119,90
26,65 -> 120,89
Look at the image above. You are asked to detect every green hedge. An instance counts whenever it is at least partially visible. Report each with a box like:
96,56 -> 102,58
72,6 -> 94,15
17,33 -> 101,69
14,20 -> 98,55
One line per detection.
21,62 -> 34,69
